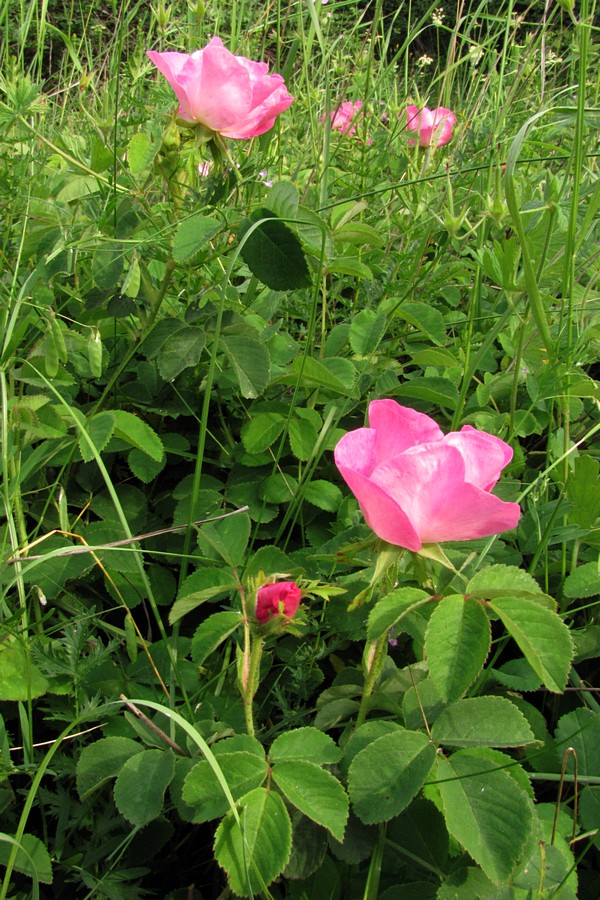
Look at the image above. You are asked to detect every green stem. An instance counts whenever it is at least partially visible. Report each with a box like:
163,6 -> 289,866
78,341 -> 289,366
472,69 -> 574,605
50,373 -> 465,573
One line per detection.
363,822 -> 387,900
241,631 -> 264,738
355,633 -> 389,729
142,256 -> 177,332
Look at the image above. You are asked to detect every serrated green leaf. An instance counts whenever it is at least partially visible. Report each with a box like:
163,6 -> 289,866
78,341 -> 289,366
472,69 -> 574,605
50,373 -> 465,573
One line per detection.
555,708 -> 600,776
314,698 -> 360,732
169,568 -> 237,624
334,221 -> 384,247
173,214 -> 222,262
563,561 -> 600,600
489,595 -> 573,692
157,325 -> 206,381
182,751 -> 268,823
128,447 -> 166,483
214,787 -> 292,897
127,132 -> 158,174
79,411 -> 115,463
283,814 -> 328,880
76,736 -> 143,799
295,206 -> 335,258
467,564 -> 544,598
56,174 -> 98,203
437,867 -> 499,899
270,727 -> 341,765
367,587 -> 430,641
580,785 -> 600,847
340,721 -> 404,779
278,356 -> 351,394
492,658 -> 542,692
411,347 -> 460,368
326,257 -> 373,280
259,471 -> 298,503
0,833 -> 53,884
220,334 -> 270,398
198,513 -> 250,567
436,751 -> 535,885
272,760 -> 348,841
111,410 -> 164,462
265,182 -> 299,219
425,595 -> 491,702
395,377 -> 459,409
244,545 -> 295,579
567,454 -> 600,529
431,696 -> 535,748
241,411 -> 286,454
113,749 -> 174,826
303,480 -> 343,512
0,638 -> 49,701
387,799 -> 449,879
350,309 -> 387,356
240,212 -> 311,290
395,301 -> 446,346
348,730 -> 436,824
289,416 -> 317,461
190,611 -> 242,664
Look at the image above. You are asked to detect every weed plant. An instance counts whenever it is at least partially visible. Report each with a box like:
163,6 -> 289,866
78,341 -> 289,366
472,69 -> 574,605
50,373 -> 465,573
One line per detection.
0,0 -> 599,897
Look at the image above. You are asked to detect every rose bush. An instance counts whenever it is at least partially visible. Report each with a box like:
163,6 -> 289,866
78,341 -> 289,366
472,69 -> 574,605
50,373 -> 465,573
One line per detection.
405,104 -> 456,148
255,581 -> 302,623
147,37 -> 293,139
334,400 -> 520,551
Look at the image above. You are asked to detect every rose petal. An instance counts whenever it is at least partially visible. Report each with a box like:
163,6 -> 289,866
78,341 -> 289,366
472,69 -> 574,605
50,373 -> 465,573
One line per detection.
335,453 -> 422,550
444,427 -> 513,491
368,399 -> 444,463
371,443 -> 520,544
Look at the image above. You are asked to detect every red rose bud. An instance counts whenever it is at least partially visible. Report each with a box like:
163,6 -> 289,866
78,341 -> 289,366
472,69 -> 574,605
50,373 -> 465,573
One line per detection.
255,581 -> 301,624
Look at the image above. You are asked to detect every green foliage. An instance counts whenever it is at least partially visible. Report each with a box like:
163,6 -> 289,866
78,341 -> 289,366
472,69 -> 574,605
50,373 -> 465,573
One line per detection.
0,0 -> 597,895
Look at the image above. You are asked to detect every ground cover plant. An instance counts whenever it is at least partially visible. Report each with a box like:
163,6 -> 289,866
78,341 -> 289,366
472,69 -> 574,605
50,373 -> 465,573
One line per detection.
0,0 -> 599,896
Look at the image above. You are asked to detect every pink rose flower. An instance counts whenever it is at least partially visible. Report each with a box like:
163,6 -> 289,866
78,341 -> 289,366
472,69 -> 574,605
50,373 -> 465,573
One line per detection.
327,100 -> 364,136
334,400 -> 520,551
405,104 -> 456,148
255,582 -> 302,624
147,37 -> 294,139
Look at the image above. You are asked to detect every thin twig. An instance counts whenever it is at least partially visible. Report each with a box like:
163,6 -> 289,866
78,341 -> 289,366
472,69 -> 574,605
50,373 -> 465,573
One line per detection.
120,695 -> 187,755
7,506 -> 250,563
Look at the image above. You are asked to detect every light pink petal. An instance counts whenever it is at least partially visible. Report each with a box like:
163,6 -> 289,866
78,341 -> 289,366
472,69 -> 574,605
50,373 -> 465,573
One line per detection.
177,39 -> 253,132
404,105 -> 456,148
371,443 -> 520,544
335,440 -> 422,550
368,399 -> 443,464
334,427 -> 378,477
221,80 -> 293,138
431,107 -> 456,147
445,426 -> 513,491
148,38 -> 293,139
147,50 -> 200,117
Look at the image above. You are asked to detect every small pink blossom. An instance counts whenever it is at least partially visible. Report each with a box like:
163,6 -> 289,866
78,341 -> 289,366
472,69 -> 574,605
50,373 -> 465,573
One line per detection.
326,100 -> 365,136
147,37 -> 293,139
255,582 -> 302,624
198,161 -> 212,177
405,104 -> 456,148
334,400 -> 520,552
